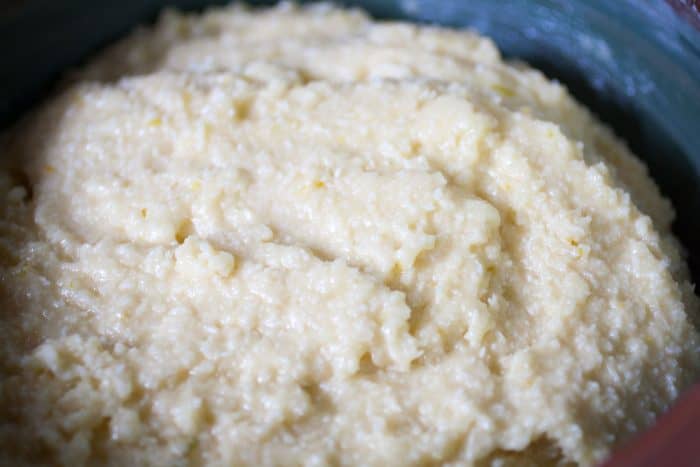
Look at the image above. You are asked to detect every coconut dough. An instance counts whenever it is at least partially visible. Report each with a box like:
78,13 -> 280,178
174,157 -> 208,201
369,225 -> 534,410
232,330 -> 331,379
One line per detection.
0,3 -> 698,466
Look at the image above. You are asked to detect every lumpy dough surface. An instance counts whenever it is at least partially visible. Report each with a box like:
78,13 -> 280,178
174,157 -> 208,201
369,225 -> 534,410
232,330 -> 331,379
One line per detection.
0,3 -> 698,466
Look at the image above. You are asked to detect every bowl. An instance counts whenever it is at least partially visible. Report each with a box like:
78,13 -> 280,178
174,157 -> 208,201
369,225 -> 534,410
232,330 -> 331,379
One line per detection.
1,0 -> 699,464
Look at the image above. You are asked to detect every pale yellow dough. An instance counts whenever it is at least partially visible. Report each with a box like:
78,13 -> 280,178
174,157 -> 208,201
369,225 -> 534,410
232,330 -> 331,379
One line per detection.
0,3 -> 698,467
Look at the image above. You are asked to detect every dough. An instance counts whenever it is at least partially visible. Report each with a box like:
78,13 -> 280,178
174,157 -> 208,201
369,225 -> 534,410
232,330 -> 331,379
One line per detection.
0,3 -> 697,466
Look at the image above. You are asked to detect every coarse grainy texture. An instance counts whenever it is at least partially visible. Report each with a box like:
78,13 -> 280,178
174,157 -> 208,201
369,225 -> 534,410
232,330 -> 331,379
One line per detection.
0,3 -> 698,466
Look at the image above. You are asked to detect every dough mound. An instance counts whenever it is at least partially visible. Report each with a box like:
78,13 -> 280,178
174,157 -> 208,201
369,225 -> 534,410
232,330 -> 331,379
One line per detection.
0,3 -> 698,466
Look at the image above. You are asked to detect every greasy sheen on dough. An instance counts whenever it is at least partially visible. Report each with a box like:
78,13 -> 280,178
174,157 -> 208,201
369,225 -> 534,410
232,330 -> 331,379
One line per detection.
0,3 -> 698,466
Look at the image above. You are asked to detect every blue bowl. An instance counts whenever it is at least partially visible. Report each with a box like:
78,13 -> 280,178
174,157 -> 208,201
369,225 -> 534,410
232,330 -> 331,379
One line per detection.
1,1 -> 700,464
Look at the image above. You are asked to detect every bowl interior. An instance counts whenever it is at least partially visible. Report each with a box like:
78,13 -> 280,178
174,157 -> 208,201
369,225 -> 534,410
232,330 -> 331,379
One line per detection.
1,0 -> 699,463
